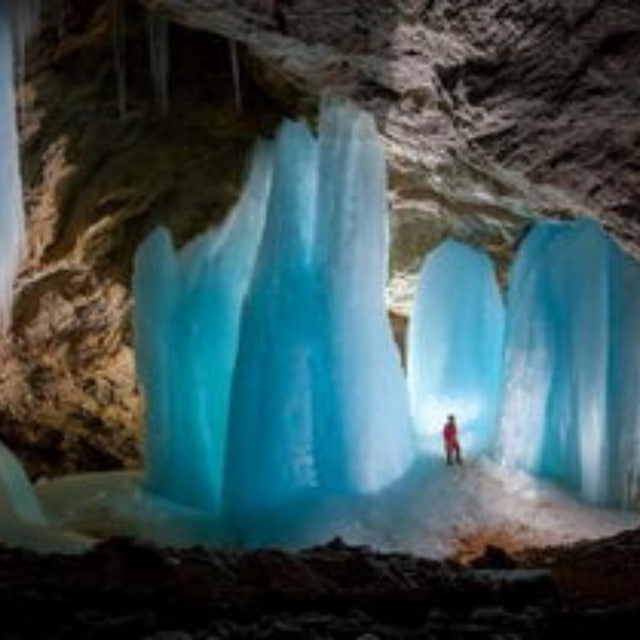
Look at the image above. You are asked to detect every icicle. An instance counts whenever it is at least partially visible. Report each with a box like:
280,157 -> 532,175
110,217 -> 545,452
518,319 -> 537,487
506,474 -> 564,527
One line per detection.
110,0 -> 127,117
228,39 -> 242,112
147,10 -> 170,116
7,0 -> 39,84
0,0 -> 25,332
56,0 -> 67,39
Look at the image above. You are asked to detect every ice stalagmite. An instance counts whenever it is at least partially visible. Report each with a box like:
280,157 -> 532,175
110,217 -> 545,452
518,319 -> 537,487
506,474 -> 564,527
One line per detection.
313,100 -> 416,493
224,121 -> 320,535
225,101 -> 416,543
147,9 -> 170,115
134,142 -> 273,515
498,219 -> 640,506
0,0 -> 24,330
407,241 -> 505,456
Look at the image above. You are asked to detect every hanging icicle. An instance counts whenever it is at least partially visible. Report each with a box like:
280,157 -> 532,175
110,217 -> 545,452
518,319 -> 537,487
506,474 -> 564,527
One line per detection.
56,0 -> 67,39
147,10 -> 170,116
110,0 -> 127,118
7,0 -> 39,83
229,39 -> 242,113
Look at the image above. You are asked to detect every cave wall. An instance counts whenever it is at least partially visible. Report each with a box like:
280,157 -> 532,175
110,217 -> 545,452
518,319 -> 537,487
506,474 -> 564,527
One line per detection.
1,0 -> 639,477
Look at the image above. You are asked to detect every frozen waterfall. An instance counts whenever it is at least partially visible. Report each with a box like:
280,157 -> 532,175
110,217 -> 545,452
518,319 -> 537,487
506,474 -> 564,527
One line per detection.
498,219 -> 640,507
134,100 -> 415,544
311,101 -> 415,494
223,120 -> 320,538
224,101 -> 416,543
133,142 -> 273,516
0,0 -> 25,330
407,241 -> 505,457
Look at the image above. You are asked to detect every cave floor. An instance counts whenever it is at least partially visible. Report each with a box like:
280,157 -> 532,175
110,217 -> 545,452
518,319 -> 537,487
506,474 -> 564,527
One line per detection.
1,530 -> 640,639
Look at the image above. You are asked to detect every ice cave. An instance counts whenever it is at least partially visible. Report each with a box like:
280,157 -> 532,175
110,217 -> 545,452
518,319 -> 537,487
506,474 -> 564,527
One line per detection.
0,0 -> 639,577
3,1 -> 640,634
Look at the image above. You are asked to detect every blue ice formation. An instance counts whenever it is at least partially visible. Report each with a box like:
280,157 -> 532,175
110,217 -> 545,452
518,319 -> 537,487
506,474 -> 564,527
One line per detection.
224,101 -> 416,540
0,0 -> 25,330
0,441 -> 93,554
312,102 -> 415,494
134,99 -> 415,542
498,219 -> 640,506
222,120 -> 321,534
407,240 -> 505,456
133,142 -> 273,516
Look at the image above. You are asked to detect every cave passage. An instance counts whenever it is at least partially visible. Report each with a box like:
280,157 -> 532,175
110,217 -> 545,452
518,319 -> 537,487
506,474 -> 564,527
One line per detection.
407,239 -> 504,458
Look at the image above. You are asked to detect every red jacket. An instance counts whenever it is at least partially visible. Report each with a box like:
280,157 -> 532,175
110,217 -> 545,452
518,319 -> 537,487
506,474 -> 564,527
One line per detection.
443,422 -> 458,445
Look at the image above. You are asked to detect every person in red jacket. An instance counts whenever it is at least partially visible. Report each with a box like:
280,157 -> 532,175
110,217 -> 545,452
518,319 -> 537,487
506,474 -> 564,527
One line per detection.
443,414 -> 462,465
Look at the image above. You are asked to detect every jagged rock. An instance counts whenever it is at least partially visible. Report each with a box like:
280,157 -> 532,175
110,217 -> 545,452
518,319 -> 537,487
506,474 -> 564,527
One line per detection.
0,536 -> 635,637
470,544 -> 519,570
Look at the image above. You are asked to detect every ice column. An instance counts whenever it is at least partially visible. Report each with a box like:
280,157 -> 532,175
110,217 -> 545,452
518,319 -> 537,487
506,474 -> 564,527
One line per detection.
312,100 -> 416,493
407,240 -> 505,456
0,0 -> 24,330
224,121 -> 320,527
225,101 -> 416,539
498,219 -> 640,506
134,142 -> 273,515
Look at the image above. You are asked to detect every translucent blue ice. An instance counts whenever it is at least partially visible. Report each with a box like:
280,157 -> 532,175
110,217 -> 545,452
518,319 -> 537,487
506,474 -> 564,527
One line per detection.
135,100 -> 417,543
223,121 -> 320,537
407,240 -> 505,457
133,142 -> 273,516
224,101 -> 416,542
0,0 -> 24,330
312,101 -> 416,494
498,219 -> 640,506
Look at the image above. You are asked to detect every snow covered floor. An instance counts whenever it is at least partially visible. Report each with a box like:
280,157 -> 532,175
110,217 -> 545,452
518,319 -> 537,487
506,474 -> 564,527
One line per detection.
34,456 -> 640,558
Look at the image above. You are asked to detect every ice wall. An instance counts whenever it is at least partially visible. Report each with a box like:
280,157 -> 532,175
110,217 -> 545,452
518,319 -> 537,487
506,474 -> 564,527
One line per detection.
407,240 -> 505,456
0,0 -> 25,330
134,142 -> 273,515
498,219 -> 640,506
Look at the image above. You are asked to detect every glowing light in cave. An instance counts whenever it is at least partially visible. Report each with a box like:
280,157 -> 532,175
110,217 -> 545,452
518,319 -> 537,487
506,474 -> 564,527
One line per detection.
407,240 -> 505,457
